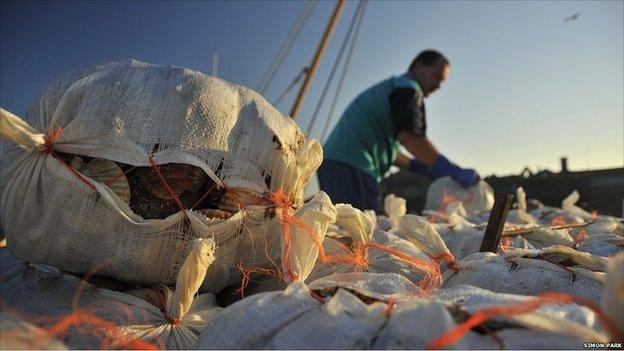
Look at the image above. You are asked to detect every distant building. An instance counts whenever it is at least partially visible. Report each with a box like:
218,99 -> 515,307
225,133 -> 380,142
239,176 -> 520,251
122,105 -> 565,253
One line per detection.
381,158 -> 624,217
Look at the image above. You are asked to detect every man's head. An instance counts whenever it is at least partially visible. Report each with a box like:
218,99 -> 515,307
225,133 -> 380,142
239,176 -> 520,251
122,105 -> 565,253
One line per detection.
408,50 -> 450,97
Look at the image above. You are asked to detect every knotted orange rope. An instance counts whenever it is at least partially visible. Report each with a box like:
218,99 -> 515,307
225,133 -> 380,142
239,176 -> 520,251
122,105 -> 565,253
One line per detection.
43,126 -> 63,155
426,291 -> 623,350
269,188 -> 445,292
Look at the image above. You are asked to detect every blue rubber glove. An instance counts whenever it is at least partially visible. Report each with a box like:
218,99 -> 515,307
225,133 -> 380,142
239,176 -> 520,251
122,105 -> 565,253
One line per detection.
429,155 -> 480,187
408,158 -> 431,176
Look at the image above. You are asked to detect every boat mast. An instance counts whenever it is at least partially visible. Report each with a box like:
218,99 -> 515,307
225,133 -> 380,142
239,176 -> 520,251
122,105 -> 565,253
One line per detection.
289,0 -> 345,119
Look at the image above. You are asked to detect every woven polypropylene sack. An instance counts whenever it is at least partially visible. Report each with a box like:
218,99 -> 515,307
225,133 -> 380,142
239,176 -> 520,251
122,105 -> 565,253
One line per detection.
196,278 -> 607,349
0,310 -> 68,350
424,177 -> 494,215
442,250 -> 606,303
0,59 -> 321,292
0,263 -> 222,349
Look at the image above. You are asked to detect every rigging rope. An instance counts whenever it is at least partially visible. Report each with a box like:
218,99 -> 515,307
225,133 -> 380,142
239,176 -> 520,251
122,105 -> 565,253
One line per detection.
304,0 -> 366,136
256,1 -> 317,95
320,0 -> 367,142
273,67 -> 309,107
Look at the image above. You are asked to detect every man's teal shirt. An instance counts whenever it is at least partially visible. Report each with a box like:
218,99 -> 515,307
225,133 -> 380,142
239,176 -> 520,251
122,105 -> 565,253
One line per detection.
323,73 -> 423,182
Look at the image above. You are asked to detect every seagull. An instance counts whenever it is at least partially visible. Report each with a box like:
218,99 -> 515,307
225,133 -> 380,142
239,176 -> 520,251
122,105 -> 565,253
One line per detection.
564,13 -> 581,23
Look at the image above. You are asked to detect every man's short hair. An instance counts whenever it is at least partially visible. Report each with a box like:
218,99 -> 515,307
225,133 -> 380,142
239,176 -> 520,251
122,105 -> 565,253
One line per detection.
409,50 -> 449,71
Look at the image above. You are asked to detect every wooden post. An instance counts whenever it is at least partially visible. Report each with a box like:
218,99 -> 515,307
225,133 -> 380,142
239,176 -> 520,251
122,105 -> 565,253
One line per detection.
289,0 -> 345,119
479,193 -> 514,253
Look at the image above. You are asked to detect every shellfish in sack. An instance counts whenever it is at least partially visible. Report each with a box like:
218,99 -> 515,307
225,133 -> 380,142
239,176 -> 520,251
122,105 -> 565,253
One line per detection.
0,59 -> 321,293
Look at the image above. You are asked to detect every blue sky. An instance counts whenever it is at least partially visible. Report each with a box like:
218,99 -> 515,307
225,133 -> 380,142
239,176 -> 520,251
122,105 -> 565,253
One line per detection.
1,0 -> 622,177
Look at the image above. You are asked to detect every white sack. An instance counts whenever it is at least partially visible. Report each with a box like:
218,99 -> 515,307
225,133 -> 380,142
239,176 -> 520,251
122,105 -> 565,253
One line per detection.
306,231 -> 436,286
383,194 -> 407,228
0,59 -> 322,292
197,280 -> 607,350
425,177 -> 494,215
0,310 -> 68,350
601,252 -> 624,335
577,234 -> 624,257
282,191 -> 337,282
1,239 -> 221,349
443,248 -> 606,303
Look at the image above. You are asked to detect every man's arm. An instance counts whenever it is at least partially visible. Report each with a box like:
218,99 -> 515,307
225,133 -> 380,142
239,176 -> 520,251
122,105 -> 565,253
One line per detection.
389,85 -> 478,186
396,132 -> 439,166
396,131 -> 479,187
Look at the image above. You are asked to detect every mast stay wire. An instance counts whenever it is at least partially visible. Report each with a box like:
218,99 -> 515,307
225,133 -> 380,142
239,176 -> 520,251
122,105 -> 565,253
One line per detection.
319,0 -> 367,142
273,66 -> 309,107
303,0 -> 365,137
256,1 -> 317,95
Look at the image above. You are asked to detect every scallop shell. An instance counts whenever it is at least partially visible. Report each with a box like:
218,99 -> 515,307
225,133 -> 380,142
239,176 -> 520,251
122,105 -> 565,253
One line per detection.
201,209 -> 233,220
219,188 -> 272,213
135,163 -> 209,200
72,157 -> 131,204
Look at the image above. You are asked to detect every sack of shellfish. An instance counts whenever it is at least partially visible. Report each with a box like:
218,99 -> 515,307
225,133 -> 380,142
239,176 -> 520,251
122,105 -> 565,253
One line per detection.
0,239 -> 221,349
421,284 -> 618,350
196,273 -> 421,350
305,206 -> 452,291
196,273 -> 618,349
0,59 -> 323,293
442,246 -> 607,303
424,177 -> 495,215
0,310 -> 69,350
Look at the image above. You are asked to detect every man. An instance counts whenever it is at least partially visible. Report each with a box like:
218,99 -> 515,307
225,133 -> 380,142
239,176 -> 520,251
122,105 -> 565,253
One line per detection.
318,50 -> 479,211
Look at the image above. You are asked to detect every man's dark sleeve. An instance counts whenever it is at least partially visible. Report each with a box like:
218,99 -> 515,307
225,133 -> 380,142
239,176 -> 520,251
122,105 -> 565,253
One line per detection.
389,88 -> 426,137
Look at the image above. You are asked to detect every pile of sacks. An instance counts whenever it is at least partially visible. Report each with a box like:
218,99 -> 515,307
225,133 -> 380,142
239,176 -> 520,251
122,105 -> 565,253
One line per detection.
1,60 -> 623,349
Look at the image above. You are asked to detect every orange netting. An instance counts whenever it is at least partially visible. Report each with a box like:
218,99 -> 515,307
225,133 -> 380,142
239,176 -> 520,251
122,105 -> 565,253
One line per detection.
426,291 -> 623,350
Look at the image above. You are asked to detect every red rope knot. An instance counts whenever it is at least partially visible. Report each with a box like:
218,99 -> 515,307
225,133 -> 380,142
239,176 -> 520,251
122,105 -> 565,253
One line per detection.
269,189 -> 299,282
43,127 -> 64,154
385,297 -> 396,317
270,189 -> 294,210
349,242 -> 369,269
165,317 -> 182,326
433,252 -> 459,271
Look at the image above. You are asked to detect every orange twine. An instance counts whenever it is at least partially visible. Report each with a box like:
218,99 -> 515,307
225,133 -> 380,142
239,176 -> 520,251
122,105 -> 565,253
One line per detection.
52,154 -> 97,191
221,181 -> 247,211
385,297 -> 396,317
40,126 -> 97,191
550,215 -> 568,226
46,309 -> 157,350
573,229 -> 588,249
267,188 -> 448,292
43,126 -> 63,155
235,261 -> 281,298
148,157 -> 187,212
426,292 -> 623,350
104,165 -> 137,187
590,210 -> 599,220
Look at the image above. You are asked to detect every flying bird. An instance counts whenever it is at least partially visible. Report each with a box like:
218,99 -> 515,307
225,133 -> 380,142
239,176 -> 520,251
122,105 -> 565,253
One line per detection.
564,13 -> 581,23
